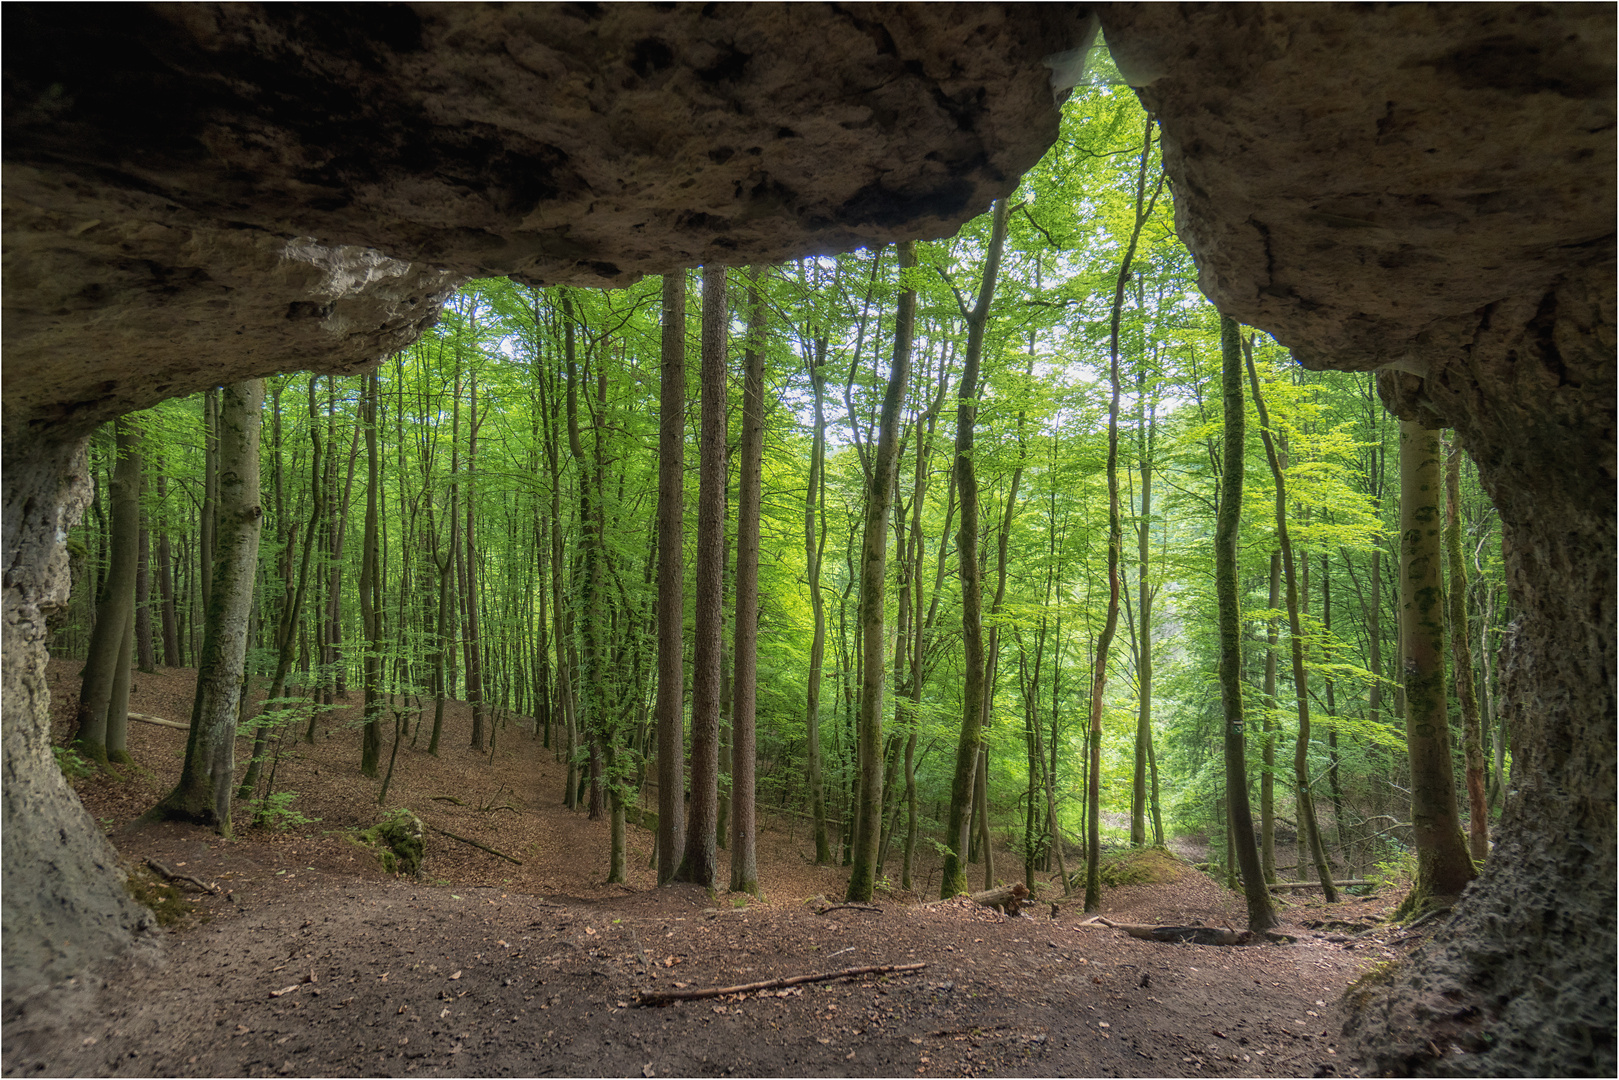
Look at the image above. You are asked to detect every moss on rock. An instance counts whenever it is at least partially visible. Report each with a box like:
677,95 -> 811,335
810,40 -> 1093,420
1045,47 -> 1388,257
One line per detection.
356,809 -> 425,877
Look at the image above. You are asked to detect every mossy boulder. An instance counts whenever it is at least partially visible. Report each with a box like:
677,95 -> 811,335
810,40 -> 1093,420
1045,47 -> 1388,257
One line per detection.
356,809 -> 425,877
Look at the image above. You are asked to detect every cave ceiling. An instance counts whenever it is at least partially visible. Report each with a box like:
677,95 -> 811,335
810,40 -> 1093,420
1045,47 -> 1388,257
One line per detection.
2,2 -> 1613,440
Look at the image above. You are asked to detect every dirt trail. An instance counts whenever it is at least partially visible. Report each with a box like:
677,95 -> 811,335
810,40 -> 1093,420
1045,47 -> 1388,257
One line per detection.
4,661 -> 1412,1077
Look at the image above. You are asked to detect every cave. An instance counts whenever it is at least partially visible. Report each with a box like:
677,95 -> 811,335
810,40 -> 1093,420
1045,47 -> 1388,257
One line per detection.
3,4 -> 1612,1075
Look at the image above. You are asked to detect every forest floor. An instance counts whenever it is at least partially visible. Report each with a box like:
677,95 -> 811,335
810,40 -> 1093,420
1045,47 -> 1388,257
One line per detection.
6,660 -> 1424,1078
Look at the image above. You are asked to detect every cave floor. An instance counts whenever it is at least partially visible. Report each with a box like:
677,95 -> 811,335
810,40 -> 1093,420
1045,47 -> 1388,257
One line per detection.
3,660 -> 1415,1078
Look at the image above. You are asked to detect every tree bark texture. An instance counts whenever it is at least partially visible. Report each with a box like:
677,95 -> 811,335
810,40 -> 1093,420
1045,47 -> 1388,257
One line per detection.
1245,349 -> 1337,901
730,268 -> 767,895
150,379 -> 264,834
675,264 -> 726,888
1396,419 -> 1475,907
656,270 -> 687,883
1445,438 -> 1490,862
847,243 -> 914,902
941,200 -> 1008,899
72,416 -> 142,770
1215,316 -> 1276,932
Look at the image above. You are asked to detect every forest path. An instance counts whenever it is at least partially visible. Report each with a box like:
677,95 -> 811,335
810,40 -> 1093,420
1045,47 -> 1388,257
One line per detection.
5,660 -> 1411,1077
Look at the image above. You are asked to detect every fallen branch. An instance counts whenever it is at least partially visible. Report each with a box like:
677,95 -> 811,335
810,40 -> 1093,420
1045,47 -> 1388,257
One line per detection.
814,903 -> 883,915
429,795 -> 467,806
1267,879 -> 1375,890
638,962 -> 927,1006
144,857 -> 220,894
1096,916 -> 1252,946
427,825 -> 522,865
127,712 -> 188,731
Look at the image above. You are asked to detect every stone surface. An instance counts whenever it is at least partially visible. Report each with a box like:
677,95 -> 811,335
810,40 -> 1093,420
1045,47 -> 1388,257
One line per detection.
4,2 -> 1093,439
3,4 -> 1615,1073
1097,5 -> 1614,1074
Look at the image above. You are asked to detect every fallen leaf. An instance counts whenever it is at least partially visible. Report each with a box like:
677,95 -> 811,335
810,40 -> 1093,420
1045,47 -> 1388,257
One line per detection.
269,986 -> 300,998
450,971 -> 462,980
642,1067 -> 655,1078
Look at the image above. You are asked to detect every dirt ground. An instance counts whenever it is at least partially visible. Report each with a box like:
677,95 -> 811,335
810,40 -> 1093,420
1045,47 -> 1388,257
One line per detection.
4,661 -> 1421,1078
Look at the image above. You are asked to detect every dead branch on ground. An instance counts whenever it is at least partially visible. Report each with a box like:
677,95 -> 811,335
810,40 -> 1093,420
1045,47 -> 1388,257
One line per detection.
638,962 -> 928,1006
144,857 -> 220,894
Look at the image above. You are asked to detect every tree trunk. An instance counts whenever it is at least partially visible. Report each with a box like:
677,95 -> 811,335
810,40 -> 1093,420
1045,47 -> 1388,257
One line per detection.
154,464 -> 180,667
134,507 -> 155,674
804,328 -> 833,866
656,270 -> 688,883
1446,438 -> 1490,862
1244,347 -> 1337,901
465,355 -> 484,752
1216,316 -> 1277,932
359,369 -> 383,778
847,244 -> 914,903
730,268 -> 767,895
200,388 -> 218,614
148,380 -> 264,834
675,265 -> 727,888
1131,386 -> 1155,846
73,417 -> 142,771
941,199 -> 1009,898
1397,419 -> 1476,911
1261,549 -> 1280,883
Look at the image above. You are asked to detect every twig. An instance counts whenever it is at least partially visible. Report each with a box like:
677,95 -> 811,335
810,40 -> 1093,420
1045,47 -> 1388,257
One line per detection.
144,857 -> 220,894
815,903 -> 883,915
427,825 -> 522,865
430,795 -> 467,806
638,962 -> 927,1006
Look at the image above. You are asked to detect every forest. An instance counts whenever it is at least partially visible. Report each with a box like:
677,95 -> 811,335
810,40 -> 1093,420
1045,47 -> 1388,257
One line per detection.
53,64 -> 1507,918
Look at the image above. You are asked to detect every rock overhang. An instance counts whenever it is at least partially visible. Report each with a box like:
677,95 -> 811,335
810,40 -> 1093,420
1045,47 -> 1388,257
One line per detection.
3,2 -> 1097,439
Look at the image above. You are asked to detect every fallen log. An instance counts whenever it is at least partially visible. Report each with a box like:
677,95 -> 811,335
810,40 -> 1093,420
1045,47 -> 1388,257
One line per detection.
1096,916 -> 1252,946
144,857 -> 220,894
426,825 -> 522,865
638,962 -> 928,1006
922,882 -> 1030,915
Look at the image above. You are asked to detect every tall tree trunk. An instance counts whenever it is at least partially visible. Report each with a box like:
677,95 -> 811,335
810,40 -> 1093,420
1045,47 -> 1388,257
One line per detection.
1396,419 -> 1476,912
73,417 -> 142,771
1216,316 -> 1278,932
1131,386 -> 1155,846
730,268 -> 767,896
134,508 -> 155,674
1261,550 -> 1280,883
941,199 -> 1009,898
148,380 -> 264,834
656,270 -> 688,882
359,370 -> 383,778
155,463 -> 180,667
1446,438 -> 1490,862
804,328 -> 833,865
847,244 -> 915,903
563,295 -> 604,819
1322,553 -> 1347,858
1084,116 -> 1162,913
465,359 -> 485,752
200,388 -> 218,614
675,265 -> 727,888
1245,347 -> 1337,900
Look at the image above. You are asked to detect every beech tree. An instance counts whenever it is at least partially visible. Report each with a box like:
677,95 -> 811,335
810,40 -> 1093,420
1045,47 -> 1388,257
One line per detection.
148,379 -> 264,834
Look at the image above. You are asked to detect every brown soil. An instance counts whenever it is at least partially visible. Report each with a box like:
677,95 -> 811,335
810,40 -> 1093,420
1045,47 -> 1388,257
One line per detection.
5,660 -> 1416,1078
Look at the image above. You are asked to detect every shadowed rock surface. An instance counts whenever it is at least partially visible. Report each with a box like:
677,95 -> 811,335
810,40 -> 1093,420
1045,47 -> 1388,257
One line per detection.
3,4 -> 1613,1075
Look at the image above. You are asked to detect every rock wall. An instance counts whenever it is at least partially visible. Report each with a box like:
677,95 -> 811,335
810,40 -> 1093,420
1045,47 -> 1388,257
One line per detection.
1096,5 -> 1615,1074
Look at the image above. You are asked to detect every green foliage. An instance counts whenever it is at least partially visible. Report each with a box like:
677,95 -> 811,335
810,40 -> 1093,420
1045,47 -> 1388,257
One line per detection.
250,790 -> 320,831
54,744 -> 96,779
